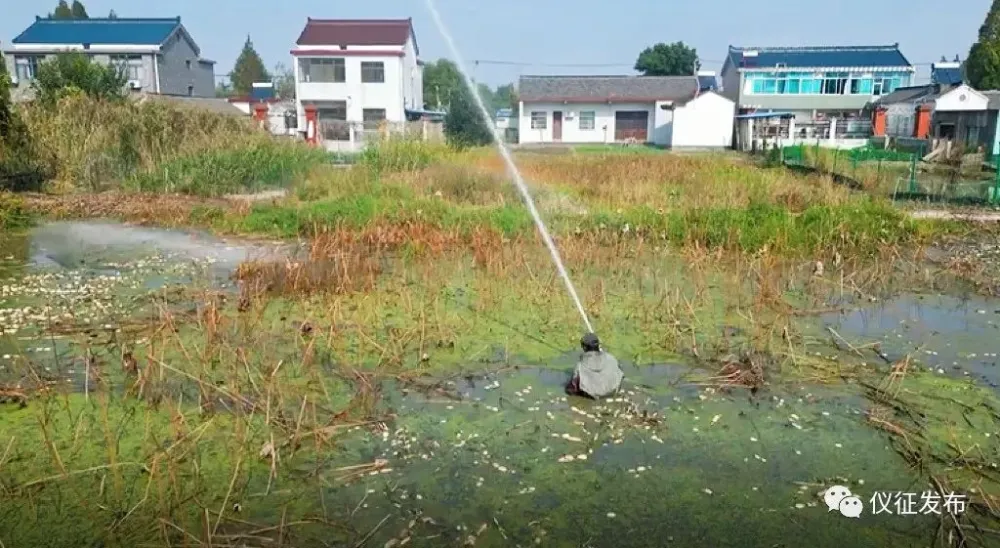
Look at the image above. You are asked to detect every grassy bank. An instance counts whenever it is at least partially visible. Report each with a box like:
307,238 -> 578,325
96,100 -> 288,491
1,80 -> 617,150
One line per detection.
24,138 -> 962,257
12,94 -> 329,195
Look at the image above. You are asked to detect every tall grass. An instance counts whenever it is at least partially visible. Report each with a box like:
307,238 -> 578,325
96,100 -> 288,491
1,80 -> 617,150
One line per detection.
17,94 -> 327,195
357,134 -> 454,176
0,192 -> 33,229
125,139 -> 329,196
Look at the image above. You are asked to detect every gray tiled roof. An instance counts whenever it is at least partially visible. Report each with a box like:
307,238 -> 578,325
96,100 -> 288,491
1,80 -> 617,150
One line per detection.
140,94 -> 245,116
874,84 -> 941,105
518,75 -> 699,103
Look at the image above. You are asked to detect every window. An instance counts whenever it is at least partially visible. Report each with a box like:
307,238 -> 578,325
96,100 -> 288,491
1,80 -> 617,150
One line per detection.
186,60 -> 191,70
109,54 -> 143,81
530,111 -> 546,129
363,108 -> 387,130
301,58 -> 345,83
850,77 -> 873,95
317,101 -> 348,140
579,111 -> 596,130
871,72 -> 908,96
361,61 -> 385,83
13,55 -> 41,81
823,72 -> 848,94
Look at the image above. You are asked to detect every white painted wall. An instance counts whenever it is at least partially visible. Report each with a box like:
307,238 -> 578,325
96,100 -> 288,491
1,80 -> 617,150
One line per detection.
670,92 -> 736,148
517,102 -> 655,144
293,37 -> 421,130
652,101 -> 673,146
934,84 -> 989,112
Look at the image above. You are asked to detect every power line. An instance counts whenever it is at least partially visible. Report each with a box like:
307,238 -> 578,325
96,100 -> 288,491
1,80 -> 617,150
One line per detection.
470,58 -> 939,68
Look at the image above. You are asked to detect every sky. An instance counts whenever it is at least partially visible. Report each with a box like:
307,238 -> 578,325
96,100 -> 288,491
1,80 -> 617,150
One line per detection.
1,0 -> 992,87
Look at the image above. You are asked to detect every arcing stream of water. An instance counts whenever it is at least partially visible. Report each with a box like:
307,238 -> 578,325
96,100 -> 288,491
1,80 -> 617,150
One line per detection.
423,0 -> 595,336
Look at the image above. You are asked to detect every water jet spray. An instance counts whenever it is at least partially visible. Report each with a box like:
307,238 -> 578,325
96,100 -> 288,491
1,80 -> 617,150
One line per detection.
423,0 -> 595,336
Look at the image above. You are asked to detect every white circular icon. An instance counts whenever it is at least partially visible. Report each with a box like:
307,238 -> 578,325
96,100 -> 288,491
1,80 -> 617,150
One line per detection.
839,495 -> 863,518
824,485 -> 852,512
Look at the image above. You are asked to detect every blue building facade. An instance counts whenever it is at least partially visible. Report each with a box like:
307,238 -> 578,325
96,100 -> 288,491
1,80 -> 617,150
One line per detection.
720,44 -> 914,122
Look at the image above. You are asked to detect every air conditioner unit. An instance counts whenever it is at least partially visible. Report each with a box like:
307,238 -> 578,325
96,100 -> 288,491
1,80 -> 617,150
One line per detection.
127,80 -> 142,89
567,111 -> 576,118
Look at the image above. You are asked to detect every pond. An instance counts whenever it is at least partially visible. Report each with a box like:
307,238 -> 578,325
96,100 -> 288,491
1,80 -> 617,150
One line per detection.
1,221 -> 997,547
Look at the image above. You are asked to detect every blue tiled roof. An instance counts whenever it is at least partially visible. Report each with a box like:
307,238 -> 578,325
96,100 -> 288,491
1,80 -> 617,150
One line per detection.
728,44 -> 911,70
250,84 -> 275,101
932,67 -> 963,86
12,17 -> 181,46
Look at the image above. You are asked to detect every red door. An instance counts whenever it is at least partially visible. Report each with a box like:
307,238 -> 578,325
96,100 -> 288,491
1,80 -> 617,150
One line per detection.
552,111 -> 563,141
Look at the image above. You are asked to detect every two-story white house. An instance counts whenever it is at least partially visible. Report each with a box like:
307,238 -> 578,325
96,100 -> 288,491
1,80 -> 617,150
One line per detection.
291,18 -> 423,150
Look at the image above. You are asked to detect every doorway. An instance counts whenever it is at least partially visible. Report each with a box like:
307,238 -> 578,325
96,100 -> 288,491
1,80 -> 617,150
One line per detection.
614,111 -> 649,141
552,111 -> 563,141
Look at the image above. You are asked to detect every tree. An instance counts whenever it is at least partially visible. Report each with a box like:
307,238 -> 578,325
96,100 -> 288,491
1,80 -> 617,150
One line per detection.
634,42 -> 700,76
967,0 -> 1000,90
215,81 -> 233,98
108,9 -> 118,19
1,56 -> 39,180
230,36 -> 270,96
444,84 -> 493,148
273,63 -> 295,99
422,59 -> 463,111
475,83 -> 495,111
32,52 -> 128,104
0,56 -> 13,141
50,0 -> 73,19
70,0 -> 89,19
492,83 -> 515,113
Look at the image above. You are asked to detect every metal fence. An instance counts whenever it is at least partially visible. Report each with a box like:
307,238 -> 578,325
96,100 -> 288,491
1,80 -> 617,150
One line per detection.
779,143 -> 1000,206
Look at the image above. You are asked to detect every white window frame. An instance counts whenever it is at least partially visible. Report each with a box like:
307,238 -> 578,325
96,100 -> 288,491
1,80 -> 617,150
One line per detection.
301,58 -> 346,83
14,55 -> 41,81
530,111 -> 547,130
360,61 -> 385,83
579,111 -> 596,130
110,54 -> 144,81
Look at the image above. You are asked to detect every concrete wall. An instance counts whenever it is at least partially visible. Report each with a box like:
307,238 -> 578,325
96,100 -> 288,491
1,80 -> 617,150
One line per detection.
652,102 -> 673,147
4,51 -> 157,94
719,58 -> 740,103
517,102 -> 655,144
885,103 -> 916,137
934,85 -> 989,112
671,92 -> 735,148
157,29 -> 214,97
738,91 -> 876,112
402,38 -> 422,111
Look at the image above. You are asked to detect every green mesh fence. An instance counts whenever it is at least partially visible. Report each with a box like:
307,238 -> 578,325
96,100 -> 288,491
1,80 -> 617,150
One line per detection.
779,143 -> 1000,206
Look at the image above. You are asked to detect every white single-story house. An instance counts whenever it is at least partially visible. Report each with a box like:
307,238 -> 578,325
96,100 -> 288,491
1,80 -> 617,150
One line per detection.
516,75 -> 735,148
